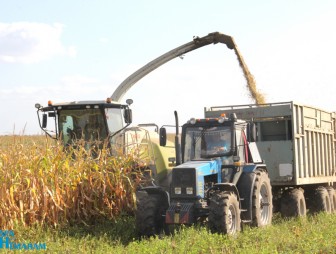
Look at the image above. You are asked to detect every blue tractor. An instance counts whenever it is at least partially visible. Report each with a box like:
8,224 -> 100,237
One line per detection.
135,112 -> 273,235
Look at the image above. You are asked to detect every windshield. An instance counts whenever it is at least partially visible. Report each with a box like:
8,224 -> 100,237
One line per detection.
58,109 -> 108,146
183,126 -> 232,162
105,108 -> 124,135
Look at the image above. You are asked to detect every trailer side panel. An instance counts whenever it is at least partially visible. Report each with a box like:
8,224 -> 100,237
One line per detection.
205,101 -> 336,186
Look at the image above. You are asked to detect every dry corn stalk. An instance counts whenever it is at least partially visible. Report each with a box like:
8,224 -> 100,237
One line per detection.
0,135 -> 145,229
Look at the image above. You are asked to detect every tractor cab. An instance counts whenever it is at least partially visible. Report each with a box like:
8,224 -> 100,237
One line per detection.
176,113 -> 260,167
182,120 -> 235,165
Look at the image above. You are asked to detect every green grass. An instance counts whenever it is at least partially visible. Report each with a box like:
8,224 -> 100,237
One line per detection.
4,213 -> 336,253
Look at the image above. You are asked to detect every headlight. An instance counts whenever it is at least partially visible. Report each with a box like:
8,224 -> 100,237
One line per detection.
174,187 -> 182,194
186,187 -> 193,195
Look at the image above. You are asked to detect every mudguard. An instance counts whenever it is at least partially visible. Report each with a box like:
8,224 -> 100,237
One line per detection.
137,186 -> 170,207
238,164 -> 268,222
236,171 -> 257,222
242,164 -> 265,173
207,183 -> 240,206
238,164 -> 267,222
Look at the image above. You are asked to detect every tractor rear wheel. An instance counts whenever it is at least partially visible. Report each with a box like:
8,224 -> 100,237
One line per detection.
280,188 -> 306,217
251,170 -> 273,227
135,191 -> 165,237
208,191 -> 241,235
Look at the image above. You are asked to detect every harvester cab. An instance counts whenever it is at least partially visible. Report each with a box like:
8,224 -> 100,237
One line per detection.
34,98 -> 133,152
136,113 -> 273,236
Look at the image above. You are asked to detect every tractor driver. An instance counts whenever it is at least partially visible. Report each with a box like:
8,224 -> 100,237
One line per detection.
204,132 -> 229,155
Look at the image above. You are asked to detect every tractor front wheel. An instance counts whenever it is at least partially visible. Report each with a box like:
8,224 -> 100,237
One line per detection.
208,191 -> 241,235
135,191 -> 166,237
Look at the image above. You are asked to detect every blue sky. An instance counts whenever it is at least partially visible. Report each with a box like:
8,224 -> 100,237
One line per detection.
1,1 -> 336,134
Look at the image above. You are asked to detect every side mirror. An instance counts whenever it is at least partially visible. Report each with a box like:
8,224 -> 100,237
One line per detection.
247,122 -> 257,142
124,109 -> 132,124
159,127 -> 167,146
42,114 -> 47,128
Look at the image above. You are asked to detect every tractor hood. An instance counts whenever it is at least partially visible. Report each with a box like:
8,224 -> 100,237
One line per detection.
171,158 -> 222,198
175,159 -> 222,175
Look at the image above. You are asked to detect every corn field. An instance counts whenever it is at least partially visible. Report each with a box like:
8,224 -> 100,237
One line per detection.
0,135 -> 144,229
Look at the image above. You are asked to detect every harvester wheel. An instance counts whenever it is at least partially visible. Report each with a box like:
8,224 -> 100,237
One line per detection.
280,188 -> 306,217
135,191 -> 165,237
251,170 -> 273,227
309,186 -> 331,214
326,187 -> 336,213
208,191 -> 241,235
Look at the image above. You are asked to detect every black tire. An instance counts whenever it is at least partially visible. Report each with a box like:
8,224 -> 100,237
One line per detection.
280,188 -> 306,217
310,186 -> 332,214
208,191 -> 241,235
326,187 -> 336,213
135,191 -> 165,237
251,170 -> 273,227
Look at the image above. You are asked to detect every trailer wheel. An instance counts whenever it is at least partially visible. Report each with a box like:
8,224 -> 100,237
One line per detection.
326,187 -> 336,213
135,191 -> 166,237
280,188 -> 306,217
251,170 -> 273,227
208,191 -> 241,235
310,186 -> 331,214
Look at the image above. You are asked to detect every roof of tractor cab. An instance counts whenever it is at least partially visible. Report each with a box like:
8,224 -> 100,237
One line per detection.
183,117 -> 246,127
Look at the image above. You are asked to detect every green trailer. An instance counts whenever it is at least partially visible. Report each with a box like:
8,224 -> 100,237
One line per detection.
204,101 -> 336,216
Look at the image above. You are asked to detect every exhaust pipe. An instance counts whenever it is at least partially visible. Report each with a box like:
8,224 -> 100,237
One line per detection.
174,110 -> 182,166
